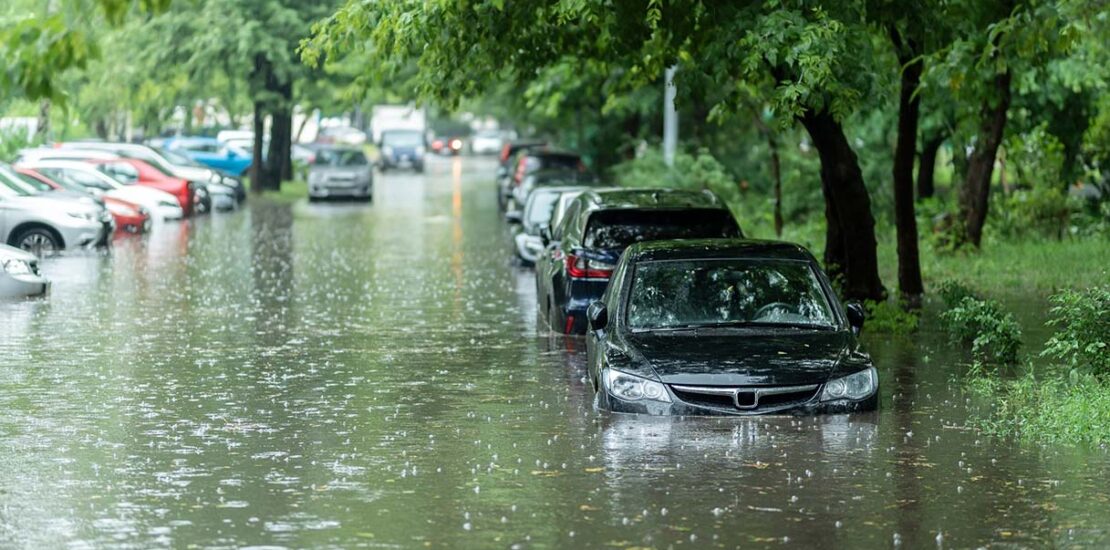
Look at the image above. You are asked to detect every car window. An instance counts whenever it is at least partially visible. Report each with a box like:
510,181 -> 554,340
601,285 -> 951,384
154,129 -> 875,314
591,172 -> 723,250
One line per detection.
627,259 -> 836,330
525,191 -> 561,226
531,154 -> 581,173
98,163 -> 140,183
0,165 -> 39,195
16,173 -> 53,192
584,209 -> 740,249
315,149 -> 369,167
59,168 -> 116,190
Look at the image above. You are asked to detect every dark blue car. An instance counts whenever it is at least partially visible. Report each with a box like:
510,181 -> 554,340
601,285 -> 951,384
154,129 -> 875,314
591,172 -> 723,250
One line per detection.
378,130 -> 426,173
535,188 -> 743,334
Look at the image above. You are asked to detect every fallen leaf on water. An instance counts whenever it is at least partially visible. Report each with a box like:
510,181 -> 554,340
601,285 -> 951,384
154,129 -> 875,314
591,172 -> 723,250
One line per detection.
583,467 -> 604,473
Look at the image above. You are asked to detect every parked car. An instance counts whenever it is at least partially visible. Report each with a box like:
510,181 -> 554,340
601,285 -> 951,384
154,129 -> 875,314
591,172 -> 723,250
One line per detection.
470,129 -> 508,155
0,167 -> 113,253
86,157 -> 198,215
378,129 -> 426,173
500,148 -> 583,211
536,188 -> 743,334
507,186 -> 590,266
317,126 -> 368,146
0,243 -> 49,298
18,160 -> 184,221
15,168 -> 151,234
585,239 -> 877,416
57,142 -> 245,205
510,168 -> 597,210
162,137 -> 252,176
308,147 -> 373,202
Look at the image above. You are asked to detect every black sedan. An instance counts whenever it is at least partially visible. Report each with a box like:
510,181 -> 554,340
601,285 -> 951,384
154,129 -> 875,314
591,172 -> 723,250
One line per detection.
536,188 -> 742,334
584,239 -> 877,416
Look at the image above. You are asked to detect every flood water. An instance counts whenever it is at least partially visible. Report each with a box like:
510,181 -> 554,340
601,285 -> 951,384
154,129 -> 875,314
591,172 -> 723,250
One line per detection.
2,157 -> 1108,548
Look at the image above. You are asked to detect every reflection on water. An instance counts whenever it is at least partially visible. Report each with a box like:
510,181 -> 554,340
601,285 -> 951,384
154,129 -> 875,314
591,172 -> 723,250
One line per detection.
1,156 -> 1108,548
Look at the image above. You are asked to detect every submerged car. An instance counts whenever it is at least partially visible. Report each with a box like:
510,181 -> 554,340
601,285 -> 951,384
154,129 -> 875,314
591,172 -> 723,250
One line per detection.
379,129 -> 426,172
508,186 -> 590,266
510,168 -> 597,211
585,239 -> 876,416
536,188 -> 743,334
162,137 -> 252,177
0,243 -> 49,298
308,147 -> 373,201
86,157 -> 198,215
18,160 -> 184,221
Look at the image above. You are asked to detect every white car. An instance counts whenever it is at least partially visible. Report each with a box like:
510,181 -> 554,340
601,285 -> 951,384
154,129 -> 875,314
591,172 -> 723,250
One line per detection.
470,130 -> 508,155
16,160 -> 185,221
0,244 -> 49,298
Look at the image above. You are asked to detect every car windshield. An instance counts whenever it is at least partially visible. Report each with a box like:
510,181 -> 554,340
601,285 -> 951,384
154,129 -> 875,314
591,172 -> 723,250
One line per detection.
315,149 -> 368,167
584,209 -> 739,249
525,191 -> 563,226
627,259 -> 837,331
16,173 -> 53,192
527,153 -> 580,172
0,165 -> 37,196
382,132 -> 422,147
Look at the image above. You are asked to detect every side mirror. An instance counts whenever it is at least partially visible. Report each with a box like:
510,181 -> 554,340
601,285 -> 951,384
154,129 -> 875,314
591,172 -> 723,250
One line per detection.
587,301 -> 608,332
846,302 -> 865,335
505,210 -> 522,224
539,226 -> 552,246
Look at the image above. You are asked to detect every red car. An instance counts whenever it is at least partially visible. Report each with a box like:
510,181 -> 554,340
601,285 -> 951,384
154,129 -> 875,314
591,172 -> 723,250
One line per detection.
16,168 -> 151,233
84,158 -> 195,215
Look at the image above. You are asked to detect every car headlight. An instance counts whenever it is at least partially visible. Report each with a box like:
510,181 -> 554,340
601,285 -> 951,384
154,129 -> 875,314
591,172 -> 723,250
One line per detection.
603,368 -> 671,403
382,146 -> 394,156
67,210 -> 96,221
821,367 -> 877,401
2,259 -> 33,276
416,145 -> 426,156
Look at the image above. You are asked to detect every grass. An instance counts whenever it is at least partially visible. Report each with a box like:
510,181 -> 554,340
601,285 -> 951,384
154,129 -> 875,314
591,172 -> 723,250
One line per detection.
920,238 -> 1110,294
967,371 -> 1110,446
244,178 -> 308,203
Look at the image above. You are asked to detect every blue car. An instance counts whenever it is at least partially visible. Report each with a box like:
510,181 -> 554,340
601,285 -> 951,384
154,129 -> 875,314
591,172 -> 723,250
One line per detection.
162,137 -> 252,176
378,130 -> 426,173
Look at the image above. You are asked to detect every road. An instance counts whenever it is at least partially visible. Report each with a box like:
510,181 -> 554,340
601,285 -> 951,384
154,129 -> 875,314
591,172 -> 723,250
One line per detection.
1,156 -> 1108,548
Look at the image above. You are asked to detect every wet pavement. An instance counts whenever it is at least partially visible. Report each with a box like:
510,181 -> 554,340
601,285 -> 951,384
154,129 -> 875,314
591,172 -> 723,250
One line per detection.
1,156 -> 1109,548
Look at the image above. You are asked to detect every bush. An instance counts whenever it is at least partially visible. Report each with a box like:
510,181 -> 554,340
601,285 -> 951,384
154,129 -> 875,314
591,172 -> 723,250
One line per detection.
936,279 -> 978,308
968,370 -> 1110,446
940,296 -> 1023,366
862,299 -> 919,335
1041,284 -> 1110,377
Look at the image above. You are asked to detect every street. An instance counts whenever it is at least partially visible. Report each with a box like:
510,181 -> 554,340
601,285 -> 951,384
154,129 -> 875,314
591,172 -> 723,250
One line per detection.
1,156 -> 1108,548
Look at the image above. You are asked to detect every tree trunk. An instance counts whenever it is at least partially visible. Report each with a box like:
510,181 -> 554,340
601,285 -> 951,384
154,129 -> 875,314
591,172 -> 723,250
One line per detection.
890,29 -> 925,303
250,100 -> 268,193
800,110 -> 886,301
35,100 -> 51,142
917,133 -> 944,200
959,71 -> 1012,248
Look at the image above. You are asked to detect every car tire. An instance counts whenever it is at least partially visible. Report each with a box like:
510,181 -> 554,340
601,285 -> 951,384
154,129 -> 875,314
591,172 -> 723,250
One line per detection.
13,226 -> 62,255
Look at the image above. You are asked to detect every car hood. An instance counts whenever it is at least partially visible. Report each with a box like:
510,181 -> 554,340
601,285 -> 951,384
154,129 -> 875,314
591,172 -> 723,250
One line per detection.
108,187 -> 178,206
0,194 -> 101,216
621,330 -> 852,386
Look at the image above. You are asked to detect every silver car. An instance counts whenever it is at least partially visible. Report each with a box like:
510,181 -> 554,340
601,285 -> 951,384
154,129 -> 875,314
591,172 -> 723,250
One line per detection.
508,186 -> 590,265
308,147 -> 373,201
0,168 -> 112,254
0,243 -> 49,298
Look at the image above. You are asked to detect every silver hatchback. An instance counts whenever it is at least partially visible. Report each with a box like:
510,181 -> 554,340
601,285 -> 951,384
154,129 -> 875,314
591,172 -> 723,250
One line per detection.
308,147 -> 373,201
0,166 -> 112,254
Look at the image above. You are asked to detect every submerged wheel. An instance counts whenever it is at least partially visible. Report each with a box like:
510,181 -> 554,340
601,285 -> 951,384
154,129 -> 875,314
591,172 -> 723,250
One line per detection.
14,227 -> 61,255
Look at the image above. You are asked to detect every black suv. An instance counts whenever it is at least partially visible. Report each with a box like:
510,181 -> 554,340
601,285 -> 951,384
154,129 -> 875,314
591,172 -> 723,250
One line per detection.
535,188 -> 743,334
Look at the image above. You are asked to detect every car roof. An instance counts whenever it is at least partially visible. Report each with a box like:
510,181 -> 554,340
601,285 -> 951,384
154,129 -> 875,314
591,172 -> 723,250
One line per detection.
623,239 -> 816,263
17,159 -> 105,171
575,188 -> 725,210
17,148 -> 118,161
525,147 -> 579,159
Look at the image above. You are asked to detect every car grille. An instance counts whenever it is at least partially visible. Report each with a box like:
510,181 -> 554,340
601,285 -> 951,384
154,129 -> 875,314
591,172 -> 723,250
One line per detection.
669,384 -> 820,413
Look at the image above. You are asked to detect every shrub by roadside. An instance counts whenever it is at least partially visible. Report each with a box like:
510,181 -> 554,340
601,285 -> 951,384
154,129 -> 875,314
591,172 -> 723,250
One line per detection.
963,283 -> 1110,446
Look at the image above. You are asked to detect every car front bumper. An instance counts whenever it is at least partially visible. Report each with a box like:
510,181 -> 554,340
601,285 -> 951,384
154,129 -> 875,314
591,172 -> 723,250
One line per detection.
309,182 -> 373,199
0,271 -> 50,298
56,218 -> 112,249
599,389 -> 878,416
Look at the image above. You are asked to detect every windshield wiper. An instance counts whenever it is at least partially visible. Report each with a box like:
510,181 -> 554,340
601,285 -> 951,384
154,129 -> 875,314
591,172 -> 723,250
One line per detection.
637,320 -> 833,332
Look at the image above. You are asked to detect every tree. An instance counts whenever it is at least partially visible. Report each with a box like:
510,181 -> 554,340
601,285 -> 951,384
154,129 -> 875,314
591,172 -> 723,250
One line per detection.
305,1 -> 889,300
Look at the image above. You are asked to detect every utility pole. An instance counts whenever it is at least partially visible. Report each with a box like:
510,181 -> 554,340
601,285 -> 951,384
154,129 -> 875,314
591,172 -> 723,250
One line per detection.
663,65 -> 678,167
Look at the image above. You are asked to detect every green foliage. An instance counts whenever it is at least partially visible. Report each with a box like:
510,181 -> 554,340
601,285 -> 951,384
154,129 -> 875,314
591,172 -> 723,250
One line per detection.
968,369 -> 1110,446
940,295 -> 1023,366
612,147 -> 735,196
0,126 -> 39,163
936,279 -> 979,307
862,300 -> 919,335
1041,284 -> 1110,377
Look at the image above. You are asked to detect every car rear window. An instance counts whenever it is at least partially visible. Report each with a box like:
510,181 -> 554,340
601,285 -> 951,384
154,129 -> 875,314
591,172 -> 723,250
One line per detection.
315,149 -> 369,167
527,154 -> 581,173
583,209 -> 740,249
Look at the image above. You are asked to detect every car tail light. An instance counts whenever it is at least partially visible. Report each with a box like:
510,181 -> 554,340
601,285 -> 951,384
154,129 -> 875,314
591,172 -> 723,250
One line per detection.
499,144 -> 511,163
565,254 -> 613,279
